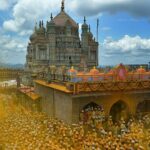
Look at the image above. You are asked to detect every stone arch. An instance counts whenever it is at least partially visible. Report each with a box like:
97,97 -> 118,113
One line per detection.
82,102 -> 103,110
109,100 -> 129,122
80,101 -> 104,123
136,100 -> 150,114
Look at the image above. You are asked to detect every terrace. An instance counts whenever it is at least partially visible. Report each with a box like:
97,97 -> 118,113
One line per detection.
34,64 -> 150,94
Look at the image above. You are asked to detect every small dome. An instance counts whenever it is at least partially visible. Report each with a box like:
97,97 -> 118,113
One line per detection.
48,20 -> 55,26
68,66 -> 78,74
90,66 -> 99,75
82,17 -> 88,28
136,66 -> 146,73
30,33 -> 37,41
82,23 -> 88,27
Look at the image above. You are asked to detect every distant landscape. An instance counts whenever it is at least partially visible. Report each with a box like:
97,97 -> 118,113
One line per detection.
0,62 -> 24,69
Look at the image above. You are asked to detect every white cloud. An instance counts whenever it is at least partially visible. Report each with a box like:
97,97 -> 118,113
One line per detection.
72,0 -> 150,19
3,19 -> 19,32
99,35 -> 150,65
3,0 -> 150,35
0,0 -> 18,11
102,35 -> 150,56
1,0 -> 150,65
0,33 -> 27,64
0,0 -> 9,10
3,0 -> 61,35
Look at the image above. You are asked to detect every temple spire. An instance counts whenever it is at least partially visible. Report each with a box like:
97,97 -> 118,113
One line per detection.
50,13 -> 53,20
61,0 -> 65,11
39,21 -> 41,28
84,16 -> 86,24
42,20 -> 44,27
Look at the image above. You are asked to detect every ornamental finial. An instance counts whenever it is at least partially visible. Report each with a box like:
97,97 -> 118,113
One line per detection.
84,16 -> 86,24
50,13 -> 53,20
61,0 -> 65,11
39,21 -> 41,28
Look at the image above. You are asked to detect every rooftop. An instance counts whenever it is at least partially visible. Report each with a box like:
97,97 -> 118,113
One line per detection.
19,87 -> 41,101
53,11 -> 78,28
35,80 -> 72,94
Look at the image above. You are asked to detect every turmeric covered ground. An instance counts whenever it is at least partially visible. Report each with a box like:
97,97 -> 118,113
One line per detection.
0,92 -> 150,150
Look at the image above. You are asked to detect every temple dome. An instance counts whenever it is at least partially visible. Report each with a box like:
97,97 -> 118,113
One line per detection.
68,66 -> 78,75
30,33 -> 37,41
53,11 -> 78,28
136,66 -> 146,73
90,66 -> 99,75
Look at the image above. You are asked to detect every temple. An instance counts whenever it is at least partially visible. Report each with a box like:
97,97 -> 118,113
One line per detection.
25,0 -> 98,73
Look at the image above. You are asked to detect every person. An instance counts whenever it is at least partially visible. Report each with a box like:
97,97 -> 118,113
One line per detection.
0,92 -> 150,149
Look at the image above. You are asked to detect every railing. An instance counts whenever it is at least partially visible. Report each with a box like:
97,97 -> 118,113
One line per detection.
36,73 -> 71,82
35,72 -> 150,94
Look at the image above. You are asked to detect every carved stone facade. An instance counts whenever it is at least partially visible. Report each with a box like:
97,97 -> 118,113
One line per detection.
25,1 -> 98,73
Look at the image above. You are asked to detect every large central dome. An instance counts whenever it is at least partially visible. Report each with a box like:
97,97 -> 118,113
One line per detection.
52,0 -> 78,28
53,11 -> 78,28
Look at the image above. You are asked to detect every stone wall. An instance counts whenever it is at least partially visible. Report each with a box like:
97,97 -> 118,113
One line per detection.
34,83 -> 54,117
72,92 -> 150,123
34,82 -> 73,124
34,82 -> 150,124
17,92 -> 41,112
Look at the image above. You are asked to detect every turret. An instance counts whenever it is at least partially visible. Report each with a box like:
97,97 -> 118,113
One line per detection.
47,13 -> 56,34
81,16 -> 88,50
61,0 -> 65,12
30,22 -> 37,41
88,25 -> 93,38
81,16 -> 88,35
36,20 -> 46,37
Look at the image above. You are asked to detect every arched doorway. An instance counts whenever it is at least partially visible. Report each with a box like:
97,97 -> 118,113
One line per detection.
110,100 -> 129,122
136,100 -> 150,114
83,102 -> 102,110
80,102 -> 104,125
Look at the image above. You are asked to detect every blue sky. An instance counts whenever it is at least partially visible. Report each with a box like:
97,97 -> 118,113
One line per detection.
0,0 -> 150,66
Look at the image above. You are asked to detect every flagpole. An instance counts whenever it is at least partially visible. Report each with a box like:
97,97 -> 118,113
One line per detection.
97,18 -> 99,42
96,18 -> 99,66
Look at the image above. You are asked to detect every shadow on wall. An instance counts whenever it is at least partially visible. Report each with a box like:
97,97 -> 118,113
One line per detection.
109,100 -> 129,122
